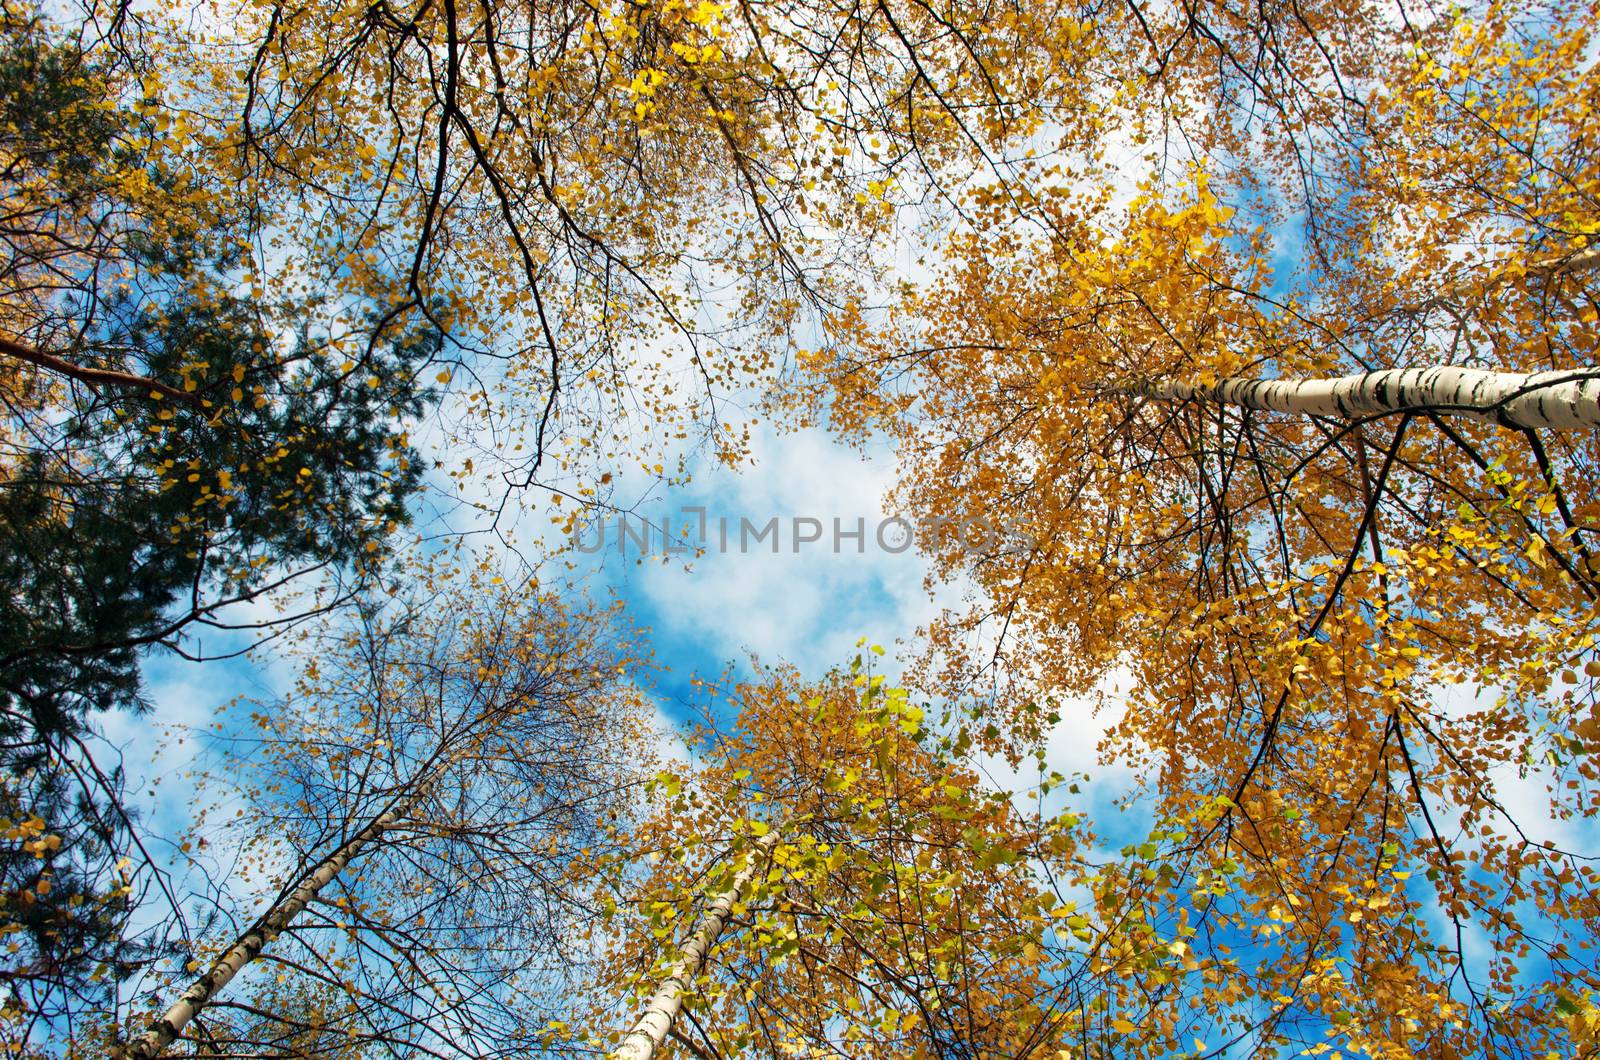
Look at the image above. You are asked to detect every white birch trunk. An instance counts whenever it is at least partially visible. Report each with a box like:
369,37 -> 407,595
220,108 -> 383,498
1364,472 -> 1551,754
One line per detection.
1138,367 -> 1600,429
611,826 -> 784,1060
119,781 -> 435,1060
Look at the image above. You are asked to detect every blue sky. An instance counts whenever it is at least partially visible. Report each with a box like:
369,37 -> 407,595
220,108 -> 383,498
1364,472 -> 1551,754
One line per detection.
583,426 -> 942,718
128,411 -> 1127,764
120,409 -> 1148,942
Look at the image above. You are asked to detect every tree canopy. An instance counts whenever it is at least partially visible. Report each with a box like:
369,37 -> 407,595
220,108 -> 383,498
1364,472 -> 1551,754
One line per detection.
796,0 -> 1600,1051
0,0 -> 1595,1054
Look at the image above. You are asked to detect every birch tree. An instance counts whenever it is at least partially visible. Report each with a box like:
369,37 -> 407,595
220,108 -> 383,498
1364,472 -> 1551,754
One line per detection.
93,0 -> 1124,513
588,656 -> 1116,1059
610,819 -> 784,1060
798,0 -> 1600,1053
7,0 -> 1094,1042
107,577 -> 651,1059
0,12 -> 446,1039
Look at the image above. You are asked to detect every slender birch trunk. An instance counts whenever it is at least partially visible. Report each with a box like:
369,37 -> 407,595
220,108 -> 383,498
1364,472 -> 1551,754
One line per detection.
612,826 -> 785,1060
118,779 -> 438,1059
1137,366 -> 1600,430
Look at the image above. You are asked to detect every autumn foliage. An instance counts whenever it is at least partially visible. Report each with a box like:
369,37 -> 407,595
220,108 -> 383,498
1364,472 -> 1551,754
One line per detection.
797,0 -> 1600,1052
0,0 -> 1596,1055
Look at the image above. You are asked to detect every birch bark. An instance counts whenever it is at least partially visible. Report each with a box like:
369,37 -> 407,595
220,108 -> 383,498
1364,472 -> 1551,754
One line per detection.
611,825 -> 785,1060
118,777 -> 439,1059
1136,367 -> 1600,430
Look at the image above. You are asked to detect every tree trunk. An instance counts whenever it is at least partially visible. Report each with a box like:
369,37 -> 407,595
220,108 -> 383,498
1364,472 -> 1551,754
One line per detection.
612,826 -> 785,1060
1137,366 -> 1600,430
117,781 -> 435,1060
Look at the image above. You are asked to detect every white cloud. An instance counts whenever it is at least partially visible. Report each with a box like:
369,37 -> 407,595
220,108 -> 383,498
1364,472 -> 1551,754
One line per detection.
977,667 -> 1146,852
608,424 -> 950,677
